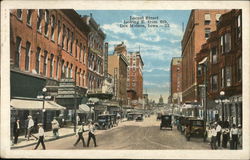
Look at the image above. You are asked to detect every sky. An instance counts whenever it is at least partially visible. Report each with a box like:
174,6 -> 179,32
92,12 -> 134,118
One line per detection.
77,10 -> 191,102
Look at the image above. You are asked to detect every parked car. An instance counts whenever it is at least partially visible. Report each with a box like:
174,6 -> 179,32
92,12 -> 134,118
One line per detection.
135,114 -> 143,121
184,118 -> 205,140
97,114 -> 112,130
160,115 -> 172,130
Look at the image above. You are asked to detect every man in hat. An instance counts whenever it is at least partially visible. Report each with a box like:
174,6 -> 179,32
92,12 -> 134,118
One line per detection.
51,117 -> 60,138
74,122 -> 86,147
34,123 -> 46,150
27,115 -> 37,141
215,121 -> 222,148
87,120 -> 97,147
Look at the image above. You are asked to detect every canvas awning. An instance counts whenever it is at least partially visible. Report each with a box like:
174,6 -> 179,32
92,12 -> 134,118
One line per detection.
10,98 -> 66,110
77,104 -> 94,114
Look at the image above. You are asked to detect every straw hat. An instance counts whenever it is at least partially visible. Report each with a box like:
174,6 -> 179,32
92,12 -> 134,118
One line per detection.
38,123 -> 43,126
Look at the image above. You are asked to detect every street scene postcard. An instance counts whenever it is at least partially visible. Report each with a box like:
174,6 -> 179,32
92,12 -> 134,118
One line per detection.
0,0 -> 250,159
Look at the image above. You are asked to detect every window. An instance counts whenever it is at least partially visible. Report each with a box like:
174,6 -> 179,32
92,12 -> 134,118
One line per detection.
35,47 -> 41,74
50,54 -> 54,78
61,60 -> 65,78
204,14 -> 211,25
75,39 -> 78,58
210,47 -> 217,64
70,32 -> 74,55
56,57 -> 59,79
37,9 -> 42,32
26,10 -> 32,26
44,10 -> 49,36
210,74 -> 218,91
79,43 -> 82,61
205,28 -> 211,39
51,15 -> 55,41
221,68 -> 225,89
17,9 -> 22,20
25,41 -> 31,71
224,33 -> 231,53
225,66 -> 232,87
43,50 -> 48,76
66,28 -> 70,51
62,24 -> 65,49
237,15 -> 242,39
15,37 -> 22,68
57,20 -> 61,45
237,56 -> 242,82
197,65 -> 202,77
216,14 -> 221,23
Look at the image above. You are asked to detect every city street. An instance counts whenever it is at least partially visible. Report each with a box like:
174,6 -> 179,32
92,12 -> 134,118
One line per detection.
18,115 -> 210,150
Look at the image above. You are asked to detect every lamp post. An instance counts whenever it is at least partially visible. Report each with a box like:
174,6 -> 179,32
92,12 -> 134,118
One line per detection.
220,91 -> 225,122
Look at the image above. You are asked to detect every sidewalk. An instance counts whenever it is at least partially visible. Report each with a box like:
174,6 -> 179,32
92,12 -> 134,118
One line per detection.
11,118 -> 129,149
11,127 -> 76,149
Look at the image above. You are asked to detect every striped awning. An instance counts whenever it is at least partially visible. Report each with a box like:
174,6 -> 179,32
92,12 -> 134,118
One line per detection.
11,98 -> 66,110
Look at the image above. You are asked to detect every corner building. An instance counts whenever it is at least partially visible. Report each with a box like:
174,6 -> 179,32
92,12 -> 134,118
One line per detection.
181,9 -> 229,103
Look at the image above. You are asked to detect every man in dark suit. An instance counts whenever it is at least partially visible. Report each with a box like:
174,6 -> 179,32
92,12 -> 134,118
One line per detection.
13,119 -> 20,144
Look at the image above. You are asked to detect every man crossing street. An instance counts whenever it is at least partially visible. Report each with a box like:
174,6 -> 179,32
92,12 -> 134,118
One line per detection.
74,122 -> 86,147
87,121 -> 97,147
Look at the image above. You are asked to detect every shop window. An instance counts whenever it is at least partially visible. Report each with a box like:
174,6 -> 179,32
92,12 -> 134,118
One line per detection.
25,41 -> 31,71
15,37 -> 22,68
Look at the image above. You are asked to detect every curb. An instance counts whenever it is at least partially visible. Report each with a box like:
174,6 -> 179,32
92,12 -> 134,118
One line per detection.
11,133 -> 75,149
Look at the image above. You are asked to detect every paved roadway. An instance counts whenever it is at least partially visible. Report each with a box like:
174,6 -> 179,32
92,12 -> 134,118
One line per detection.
19,115 -> 210,150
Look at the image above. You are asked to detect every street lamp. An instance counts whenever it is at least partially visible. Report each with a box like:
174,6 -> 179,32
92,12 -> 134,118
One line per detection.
215,91 -> 229,122
37,87 -> 51,127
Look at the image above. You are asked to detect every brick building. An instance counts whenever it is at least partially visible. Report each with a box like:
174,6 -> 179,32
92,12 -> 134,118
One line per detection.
196,9 -> 242,125
82,14 -> 106,93
10,9 -> 92,128
170,57 -> 182,104
181,9 -> 229,103
127,51 -> 144,109
108,43 -> 129,106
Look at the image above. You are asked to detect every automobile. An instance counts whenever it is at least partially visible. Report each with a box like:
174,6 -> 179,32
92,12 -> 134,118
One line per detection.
97,114 -> 112,130
135,114 -> 143,121
110,114 -> 118,127
160,115 -> 172,130
184,118 -> 205,140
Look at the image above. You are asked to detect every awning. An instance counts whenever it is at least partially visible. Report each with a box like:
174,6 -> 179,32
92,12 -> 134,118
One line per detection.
11,98 -> 66,110
77,104 -> 94,114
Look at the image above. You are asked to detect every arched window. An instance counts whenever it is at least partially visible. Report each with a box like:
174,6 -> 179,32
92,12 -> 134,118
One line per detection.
27,10 -> 32,26
25,41 -> 31,71
35,47 -> 41,74
43,50 -> 48,76
51,15 -> 55,40
15,37 -> 22,68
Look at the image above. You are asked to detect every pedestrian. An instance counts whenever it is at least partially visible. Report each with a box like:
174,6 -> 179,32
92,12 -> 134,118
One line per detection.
13,119 -> 20,144
34,123 -> 46,150
51,117 -> 60,138
24,117 -> 29,138
74,122 -> 86,147
27,115 -> 37,141
230,124 -> 239,150
222,127 -> 230,148
185,124 -> 191,141
210,124 -> 217,149
238,124 -> 242,148
215,122 -> 222,148
87,121 -> 97,147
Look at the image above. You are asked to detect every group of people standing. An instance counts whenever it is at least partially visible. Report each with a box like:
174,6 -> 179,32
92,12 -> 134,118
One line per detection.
207,121 -> 242,150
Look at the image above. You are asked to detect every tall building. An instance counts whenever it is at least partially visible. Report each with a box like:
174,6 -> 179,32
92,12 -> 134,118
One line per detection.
127,51 -> 144,109
82,14 -> 106,93
10,9 -> 91,127
181,9 -> 229,103
170,57 -> 182,104
196,9 -> 242,125
108,43 -> 129,106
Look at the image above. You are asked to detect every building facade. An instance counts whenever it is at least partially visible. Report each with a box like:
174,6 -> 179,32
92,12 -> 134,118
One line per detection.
127,51 -> 144,109
82,14 -> 106,93
10,9 -> 92,129
170,57 -> 182,104
196,9 -> 242,125
181,9 -> 230,103
108,44 -> 129,106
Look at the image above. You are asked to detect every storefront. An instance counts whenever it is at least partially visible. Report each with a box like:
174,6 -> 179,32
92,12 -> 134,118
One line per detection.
77,104 -> 94,123
10,97 -> 66,132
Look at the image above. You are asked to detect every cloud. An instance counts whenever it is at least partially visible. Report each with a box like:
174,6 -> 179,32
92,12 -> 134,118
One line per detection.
144,81 -> 170,89
143,67 -> 170,73
102,22 -> 136,39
